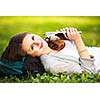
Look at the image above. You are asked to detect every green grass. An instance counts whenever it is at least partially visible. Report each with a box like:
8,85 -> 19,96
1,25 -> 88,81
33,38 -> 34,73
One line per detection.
0,16 -> 100,83
0,72 -> 100,83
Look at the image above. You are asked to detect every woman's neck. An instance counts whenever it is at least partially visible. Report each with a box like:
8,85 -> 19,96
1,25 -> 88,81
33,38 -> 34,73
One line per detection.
42,47 -> 58,55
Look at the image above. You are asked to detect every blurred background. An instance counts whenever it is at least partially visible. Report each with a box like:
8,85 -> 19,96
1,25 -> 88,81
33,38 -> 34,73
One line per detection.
0,16 -> 100,56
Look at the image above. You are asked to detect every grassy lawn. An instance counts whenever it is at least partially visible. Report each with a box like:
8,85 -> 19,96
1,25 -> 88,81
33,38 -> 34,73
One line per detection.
0,16 -> 100,83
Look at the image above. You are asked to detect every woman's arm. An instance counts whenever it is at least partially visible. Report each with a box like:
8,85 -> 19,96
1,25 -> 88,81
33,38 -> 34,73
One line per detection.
60,27 -> 90,59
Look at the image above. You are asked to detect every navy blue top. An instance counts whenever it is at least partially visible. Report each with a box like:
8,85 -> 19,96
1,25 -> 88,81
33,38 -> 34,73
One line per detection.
0,60 -> 23,75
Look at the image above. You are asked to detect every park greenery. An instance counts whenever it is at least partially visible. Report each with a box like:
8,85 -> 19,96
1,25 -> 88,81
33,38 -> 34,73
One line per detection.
0,16 -> 100,83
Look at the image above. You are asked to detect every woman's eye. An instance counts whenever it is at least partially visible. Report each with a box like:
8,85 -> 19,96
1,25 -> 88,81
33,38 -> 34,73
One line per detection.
32,36 -> 34,40
30,45 -> 34,50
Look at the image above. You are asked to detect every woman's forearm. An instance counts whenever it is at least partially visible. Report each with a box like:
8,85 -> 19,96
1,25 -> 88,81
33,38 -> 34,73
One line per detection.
74,36 -> 90,58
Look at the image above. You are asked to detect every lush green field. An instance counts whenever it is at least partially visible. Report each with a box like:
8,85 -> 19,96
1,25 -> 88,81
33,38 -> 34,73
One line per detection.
0,16 -> 100,83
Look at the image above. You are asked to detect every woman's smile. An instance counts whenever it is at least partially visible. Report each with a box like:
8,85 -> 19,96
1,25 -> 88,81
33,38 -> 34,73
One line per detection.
40,41 -> 43,49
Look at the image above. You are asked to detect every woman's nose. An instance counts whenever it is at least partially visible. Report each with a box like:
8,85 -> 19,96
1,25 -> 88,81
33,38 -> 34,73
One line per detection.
33,42 -> 40,46
33,40 -> 40,46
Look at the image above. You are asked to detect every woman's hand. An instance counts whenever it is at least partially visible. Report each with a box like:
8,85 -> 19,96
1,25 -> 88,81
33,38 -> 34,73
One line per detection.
58,27 -> 81,41
57,27 -> 91,59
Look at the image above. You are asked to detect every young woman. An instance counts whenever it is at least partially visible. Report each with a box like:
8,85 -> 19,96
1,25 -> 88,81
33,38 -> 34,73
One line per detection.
0,32 -> 45,77
0,27 -> 100,76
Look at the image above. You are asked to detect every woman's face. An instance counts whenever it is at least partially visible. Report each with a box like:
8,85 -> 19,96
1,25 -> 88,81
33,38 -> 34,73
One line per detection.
22,34 -> 49,56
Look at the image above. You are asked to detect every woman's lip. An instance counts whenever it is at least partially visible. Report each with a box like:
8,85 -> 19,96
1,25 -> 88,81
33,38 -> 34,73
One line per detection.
40,41 -> 43,49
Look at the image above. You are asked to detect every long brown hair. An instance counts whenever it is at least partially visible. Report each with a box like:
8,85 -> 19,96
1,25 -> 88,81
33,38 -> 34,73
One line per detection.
1,32 -> 65,62
1,32 -> 30,62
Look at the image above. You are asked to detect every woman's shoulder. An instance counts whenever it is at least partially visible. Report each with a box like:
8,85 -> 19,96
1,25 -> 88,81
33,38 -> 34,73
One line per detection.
40,53 -> 79,62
